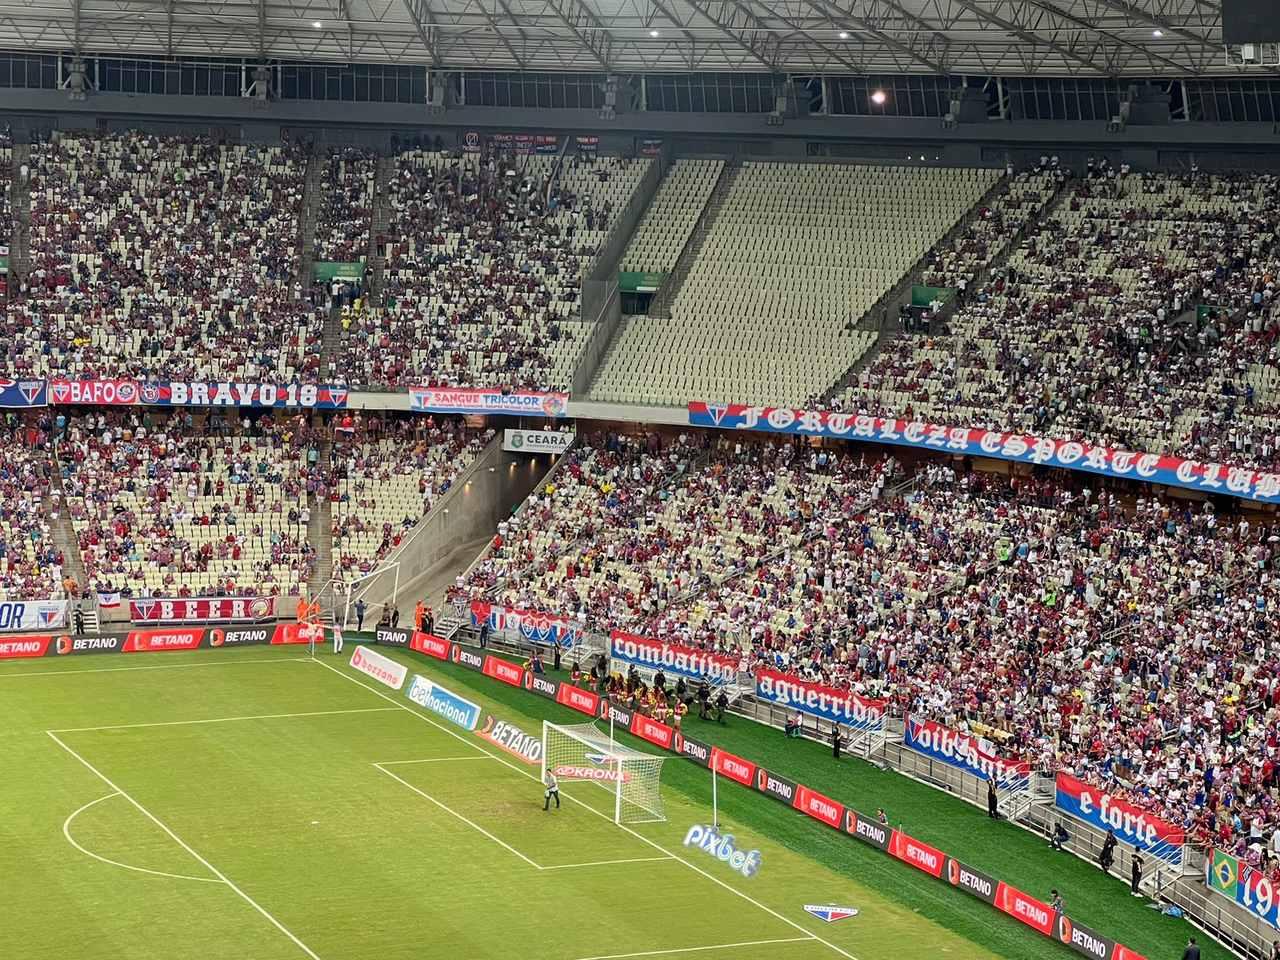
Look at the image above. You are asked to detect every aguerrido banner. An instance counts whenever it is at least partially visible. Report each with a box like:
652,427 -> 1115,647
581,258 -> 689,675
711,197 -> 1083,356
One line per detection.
609,630 -> 740,684
46,379 -> 348,409
129,596 -> 277,624
1055,773 -> 1185,864
903,716 -> 1032,789
0,599 -> 67,632
754,667 -> 887,732
688,401 -> 1280,506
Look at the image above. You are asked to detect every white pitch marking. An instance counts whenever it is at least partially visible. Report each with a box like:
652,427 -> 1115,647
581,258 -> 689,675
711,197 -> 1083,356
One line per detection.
0,657 -> 311,679
62,792 -> 223,884
541,856 -> 674,870
311,658 -> 857,960
51,706 -> 399,733
573,937 -> 814,960
46,731 -> 324,960
375,756 -> 496,765
373,763 -> 543,870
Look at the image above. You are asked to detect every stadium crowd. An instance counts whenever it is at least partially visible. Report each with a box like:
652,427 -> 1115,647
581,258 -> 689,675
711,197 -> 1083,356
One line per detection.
8,130 -> 320,381
0,416 -> 63,600
459,432 -> 1279,853
314,146 -> 377,263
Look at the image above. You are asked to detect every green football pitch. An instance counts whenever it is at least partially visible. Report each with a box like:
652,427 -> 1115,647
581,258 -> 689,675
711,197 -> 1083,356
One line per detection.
0,644 -> 1005,960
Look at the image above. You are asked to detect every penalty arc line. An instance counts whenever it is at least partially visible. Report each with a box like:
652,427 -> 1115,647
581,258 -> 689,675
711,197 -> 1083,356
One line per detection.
46,731 -> 323,960
310,658 -> 853,960
573,937 -> 814,960
63,792 -> 223,884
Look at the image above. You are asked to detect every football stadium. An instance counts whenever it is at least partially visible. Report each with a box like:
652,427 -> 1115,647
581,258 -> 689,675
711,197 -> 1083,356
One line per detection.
1,2 -> 1279,959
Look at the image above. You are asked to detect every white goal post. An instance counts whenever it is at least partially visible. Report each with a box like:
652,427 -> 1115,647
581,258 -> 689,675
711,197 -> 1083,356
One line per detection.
541,722 -> 669,824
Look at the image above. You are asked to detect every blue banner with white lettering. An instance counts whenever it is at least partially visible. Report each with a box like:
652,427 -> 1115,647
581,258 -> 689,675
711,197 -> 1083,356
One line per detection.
0,379 -> 47,407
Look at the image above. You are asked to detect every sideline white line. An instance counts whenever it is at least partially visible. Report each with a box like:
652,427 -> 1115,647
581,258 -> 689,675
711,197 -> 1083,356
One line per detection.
46,731 -> 323,960
0,657 -> 311,679
376,756 -> 496,765
374,763 -> 543,868
51,706 -> 399,733
311,658 -> 852,960
62,792 -> 223,884
574,937 -> 813,960
542,856 -> 673,870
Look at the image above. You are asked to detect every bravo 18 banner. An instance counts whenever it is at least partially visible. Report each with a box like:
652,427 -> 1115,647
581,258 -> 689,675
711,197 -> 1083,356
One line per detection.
904,716 -> 1032,790
1055,773 -> 1184,863
687,402 -> 1280,506
47,380 -> 348,409
754,667 -> 886,732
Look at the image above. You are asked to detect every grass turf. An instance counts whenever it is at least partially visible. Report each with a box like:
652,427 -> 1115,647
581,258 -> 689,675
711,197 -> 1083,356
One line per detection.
1,644 -> 1000,960
406,644 -> 1233,960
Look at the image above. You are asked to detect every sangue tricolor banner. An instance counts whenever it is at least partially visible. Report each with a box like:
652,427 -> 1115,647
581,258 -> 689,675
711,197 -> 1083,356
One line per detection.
409,386 -> 569,418
754,668 -> 886,732
903,716 -> 1031,789
609,630 -> 739,684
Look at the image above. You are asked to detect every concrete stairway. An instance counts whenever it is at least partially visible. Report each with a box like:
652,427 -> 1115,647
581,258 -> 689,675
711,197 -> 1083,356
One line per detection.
296,152 -> 323,293
44,466 -> 89,592
365,154 -> 394,305
306,435 -> 333,599
320,304 -> 343,381
10,141 -> 31,278
647,159 -> 739,319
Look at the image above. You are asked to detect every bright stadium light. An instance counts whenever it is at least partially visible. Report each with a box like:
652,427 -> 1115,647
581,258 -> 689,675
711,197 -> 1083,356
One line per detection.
1152,28 -> 1164,37
870,89 -> 887,105
313,20 -> 323,28
838,30 -> 849,39
649,29 -> 660,37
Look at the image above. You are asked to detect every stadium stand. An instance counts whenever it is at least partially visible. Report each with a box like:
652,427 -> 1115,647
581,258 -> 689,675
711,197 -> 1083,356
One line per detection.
60,410 -> 317,598
333,149 -> 650,390
0,126 -> 11,273
11,131 -> 319,380
459,431 -> 1278,849
589,162 -> 1001,407
840,166 -> 1280,474
314,146 -> 377,263
0,416 -> 62,600
331,415 -> 491,574
619,159 -> 724,275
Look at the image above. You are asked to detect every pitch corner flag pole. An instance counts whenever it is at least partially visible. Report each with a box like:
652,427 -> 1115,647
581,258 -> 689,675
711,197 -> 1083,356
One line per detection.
712,768 -> 719,829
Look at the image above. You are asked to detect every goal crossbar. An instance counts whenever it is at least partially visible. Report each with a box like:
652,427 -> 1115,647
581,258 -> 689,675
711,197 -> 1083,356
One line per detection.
541,722 -> 668,824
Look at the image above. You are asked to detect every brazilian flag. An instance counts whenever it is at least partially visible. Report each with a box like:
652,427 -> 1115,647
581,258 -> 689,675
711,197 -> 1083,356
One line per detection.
1208,848 -> 1239,897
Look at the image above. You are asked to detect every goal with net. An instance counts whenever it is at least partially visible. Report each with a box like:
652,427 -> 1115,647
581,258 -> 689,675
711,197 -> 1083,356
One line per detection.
541,722 -> 669,824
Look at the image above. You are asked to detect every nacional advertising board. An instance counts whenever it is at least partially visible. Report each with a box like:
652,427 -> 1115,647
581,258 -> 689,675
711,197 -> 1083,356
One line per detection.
754,668 -> 886,732
129,596 -> 276,624
409,386 -> 569,418
503,429 -> 574,454
609,630 -> 739,684
46,380 -> 348,409
0,599 -> 67,632
405,674 -> 482,730
688,401 -> 1280,506
1055,773 -> 1184,864
903,717 -> 1032,789
0,379 -> 47,407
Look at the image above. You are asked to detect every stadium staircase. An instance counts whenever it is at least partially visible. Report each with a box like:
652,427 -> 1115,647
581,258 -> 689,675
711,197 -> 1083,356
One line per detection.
817,172 -> 1072,407
44,469 -> 90,600
297,151 -> 323,296
320,303 -> 343,379
10,140 -> 31,278
645,159 -> 739,319
365,154 -> 394,305
306,435 -> 333,600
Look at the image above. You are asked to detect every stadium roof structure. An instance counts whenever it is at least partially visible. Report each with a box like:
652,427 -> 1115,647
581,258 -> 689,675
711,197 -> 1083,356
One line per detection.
3,0 -> 1244,77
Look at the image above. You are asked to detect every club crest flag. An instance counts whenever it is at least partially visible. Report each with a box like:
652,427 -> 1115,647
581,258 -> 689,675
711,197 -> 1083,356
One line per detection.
803,904 -> 859,923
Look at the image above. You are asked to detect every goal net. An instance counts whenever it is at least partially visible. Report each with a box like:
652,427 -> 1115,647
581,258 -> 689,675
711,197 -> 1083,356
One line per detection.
541,722 -> 668,824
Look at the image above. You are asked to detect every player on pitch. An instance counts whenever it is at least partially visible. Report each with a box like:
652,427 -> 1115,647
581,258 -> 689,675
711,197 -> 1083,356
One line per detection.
543,770 -> 560,811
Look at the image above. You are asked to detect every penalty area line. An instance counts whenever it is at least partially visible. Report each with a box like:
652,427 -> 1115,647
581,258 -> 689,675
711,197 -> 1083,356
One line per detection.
310,657 -> 858,960
0,656 -> 312,679
46,731 -> 324,960
573,937 -> 815,959
541,855 -> 674,870
50,706 -> 399,733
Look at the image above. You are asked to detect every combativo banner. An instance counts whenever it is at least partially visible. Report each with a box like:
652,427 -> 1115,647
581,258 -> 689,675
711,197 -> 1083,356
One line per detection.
503,429 -> 574,454
0,599 -> 68,632
687,402 -> 1280,506
609,630 -> 740,684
